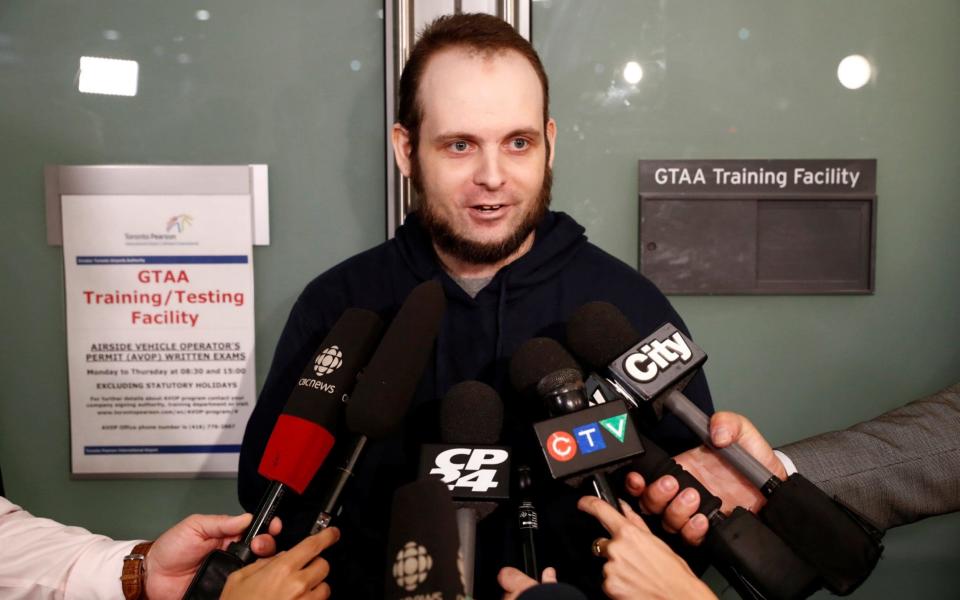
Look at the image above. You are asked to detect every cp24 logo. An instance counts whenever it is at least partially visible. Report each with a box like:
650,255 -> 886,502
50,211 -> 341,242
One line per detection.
546,414 -> 628,463
429,448 -> 509,493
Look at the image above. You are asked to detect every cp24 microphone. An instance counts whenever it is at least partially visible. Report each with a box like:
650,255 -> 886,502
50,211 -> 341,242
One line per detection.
510,338 -> 644,511
311,280 -> 446,532
385,479 -> 465,600
567,301 -> 882,596
419,380 -> 509,597
182,307 -> 383,600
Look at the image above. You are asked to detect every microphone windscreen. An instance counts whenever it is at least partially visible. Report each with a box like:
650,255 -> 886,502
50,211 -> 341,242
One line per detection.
258,307 -> 383,493
385,479 -> 464,600
509,337 -> 582,395
566,301 -> 639,369
440,381 -> 504,445
348,280 -> 446,439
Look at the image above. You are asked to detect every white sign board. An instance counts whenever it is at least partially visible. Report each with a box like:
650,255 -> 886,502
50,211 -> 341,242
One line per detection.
62,194 -> 255,476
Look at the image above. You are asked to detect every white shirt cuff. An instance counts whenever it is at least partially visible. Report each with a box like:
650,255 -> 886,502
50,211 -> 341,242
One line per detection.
773,449 -> 798,476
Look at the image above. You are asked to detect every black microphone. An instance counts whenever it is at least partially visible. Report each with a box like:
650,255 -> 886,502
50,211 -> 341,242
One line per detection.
568,301 -> 882,595
384,479 -> 465,600
311,280 -> 446,532
182,307 -> 383,600
510,338 -> 644,511
515,465 -> 540,579
567,302 -> 779,492
419,380 -> 509,597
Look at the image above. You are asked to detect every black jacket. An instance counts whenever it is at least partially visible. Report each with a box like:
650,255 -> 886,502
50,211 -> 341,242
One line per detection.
238,211 -> 713,598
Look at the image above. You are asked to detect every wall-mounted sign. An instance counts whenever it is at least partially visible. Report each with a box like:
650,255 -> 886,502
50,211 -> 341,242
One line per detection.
639,159 -> 877,295
62,194 -> 255,476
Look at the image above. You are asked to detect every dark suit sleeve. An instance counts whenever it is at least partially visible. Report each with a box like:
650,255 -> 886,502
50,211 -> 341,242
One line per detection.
780,383 -> 960,530
237,293 -> 330,546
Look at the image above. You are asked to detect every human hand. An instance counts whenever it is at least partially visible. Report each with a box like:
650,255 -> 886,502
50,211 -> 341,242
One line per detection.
221,527 -> 340,600
498,566 -> 557,600
144,513 -> 281,600
624,411 -> 787,544
577,496 -> 715,600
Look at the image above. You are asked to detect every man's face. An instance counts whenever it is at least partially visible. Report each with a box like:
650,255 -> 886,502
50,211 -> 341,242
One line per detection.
396,47 -> 556,265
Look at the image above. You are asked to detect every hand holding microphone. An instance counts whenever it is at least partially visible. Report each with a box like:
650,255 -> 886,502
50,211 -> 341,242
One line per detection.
221,527 -> 339,600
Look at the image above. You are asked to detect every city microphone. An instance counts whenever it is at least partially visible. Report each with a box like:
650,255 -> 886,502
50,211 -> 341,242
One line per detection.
384,479 -> 465,600
311,280 -> 446,532
568,302 -> 882,595
182,307 -> 383,600
419,380 -> 510,597
510,338 -> 644,511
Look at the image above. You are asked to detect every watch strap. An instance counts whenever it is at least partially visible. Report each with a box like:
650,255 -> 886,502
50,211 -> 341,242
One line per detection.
121,541 -> 153,600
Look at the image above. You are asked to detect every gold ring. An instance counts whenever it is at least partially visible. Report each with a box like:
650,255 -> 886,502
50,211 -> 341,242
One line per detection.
591,537 -> 610,558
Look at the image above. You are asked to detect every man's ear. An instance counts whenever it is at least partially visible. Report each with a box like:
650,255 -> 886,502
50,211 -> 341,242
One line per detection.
545,118 -> 557,168
391,123 -> 413,177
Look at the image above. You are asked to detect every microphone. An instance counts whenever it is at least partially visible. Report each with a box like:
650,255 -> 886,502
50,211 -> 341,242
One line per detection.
567,302 -> 882,595
566,302 -> 779,492
384,479 -> 465,600
311,280 -> 446,532
509,338 -> 644,510
419,380 -> 510,597
182,307 -> 383,600
515,465 -> 540,579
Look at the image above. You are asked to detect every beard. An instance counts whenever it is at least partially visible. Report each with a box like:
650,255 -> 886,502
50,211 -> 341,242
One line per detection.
412,157 -> 553,266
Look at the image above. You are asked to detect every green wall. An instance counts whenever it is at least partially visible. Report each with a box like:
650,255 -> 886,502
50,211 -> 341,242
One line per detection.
1,1 -> 957,597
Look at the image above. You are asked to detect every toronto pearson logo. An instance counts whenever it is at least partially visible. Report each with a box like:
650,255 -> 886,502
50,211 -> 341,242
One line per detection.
166,214 -> 193,233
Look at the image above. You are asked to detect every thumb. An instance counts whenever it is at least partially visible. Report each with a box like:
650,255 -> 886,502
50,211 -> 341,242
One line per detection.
187,513 -> 253,541
709,411 -> 744,448
541,567 -> 557,584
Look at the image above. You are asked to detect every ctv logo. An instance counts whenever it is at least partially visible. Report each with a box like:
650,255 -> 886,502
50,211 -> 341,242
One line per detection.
429,448 -> 508,493
546,414 -> 628,462
620,332 -> 692,383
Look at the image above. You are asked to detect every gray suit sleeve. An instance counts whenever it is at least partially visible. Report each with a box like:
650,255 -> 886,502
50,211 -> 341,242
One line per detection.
779,383 -> 960,530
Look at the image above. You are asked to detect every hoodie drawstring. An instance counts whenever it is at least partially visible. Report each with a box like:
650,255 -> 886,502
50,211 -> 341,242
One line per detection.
495,272 -> 508,360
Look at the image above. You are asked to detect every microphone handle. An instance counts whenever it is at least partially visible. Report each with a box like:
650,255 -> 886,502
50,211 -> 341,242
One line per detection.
457,506 -> 478,597
238,480 -> 286,558
311,433 -> 367,534
664,390 -> 780,494
591,472 -> 621,512
518,500 -> 540,578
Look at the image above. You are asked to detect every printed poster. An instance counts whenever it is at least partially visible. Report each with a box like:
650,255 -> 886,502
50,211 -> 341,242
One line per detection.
62,194 -> 255,476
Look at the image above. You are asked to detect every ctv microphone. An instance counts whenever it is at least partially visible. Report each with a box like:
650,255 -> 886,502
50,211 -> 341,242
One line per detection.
385,479 -> 465,600
568,302 -> 882,595
311,280 -> 446,532
182,307 -> 383,600
510,338 -> 644,510
419,380 -> 509,597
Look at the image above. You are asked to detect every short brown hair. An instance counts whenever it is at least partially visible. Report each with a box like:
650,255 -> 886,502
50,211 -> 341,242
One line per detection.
397,12 -> 550,155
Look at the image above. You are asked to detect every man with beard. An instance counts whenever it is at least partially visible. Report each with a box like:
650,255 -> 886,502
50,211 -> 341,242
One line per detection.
238,13 -> 713,599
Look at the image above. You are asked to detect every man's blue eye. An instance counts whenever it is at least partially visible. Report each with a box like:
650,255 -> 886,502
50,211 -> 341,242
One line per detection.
453,141 -> 469,152
512,138 -> 528,150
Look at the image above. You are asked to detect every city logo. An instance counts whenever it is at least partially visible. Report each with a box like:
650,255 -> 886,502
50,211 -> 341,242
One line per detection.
393,541 -> 433,592
546,414 -> 628,462
429,448 -> 509,493
165,214 -> 193,233
619,332 -> 692,383
313,345 -> 343,377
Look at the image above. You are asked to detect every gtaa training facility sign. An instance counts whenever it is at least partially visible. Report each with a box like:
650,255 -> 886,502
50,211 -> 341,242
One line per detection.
62,195 -> 255,476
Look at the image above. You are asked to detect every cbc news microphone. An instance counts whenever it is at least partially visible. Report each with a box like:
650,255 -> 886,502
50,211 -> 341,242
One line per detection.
510,337 -> 644,510
312,280 -> 446,532
385,479 -> 465,600
182,307 -> 383,600
419,380 -> 509,597
567,301 -> 882,595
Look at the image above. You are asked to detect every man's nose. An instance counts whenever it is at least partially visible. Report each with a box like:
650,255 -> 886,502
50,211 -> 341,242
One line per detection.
473,150 -> 506,190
